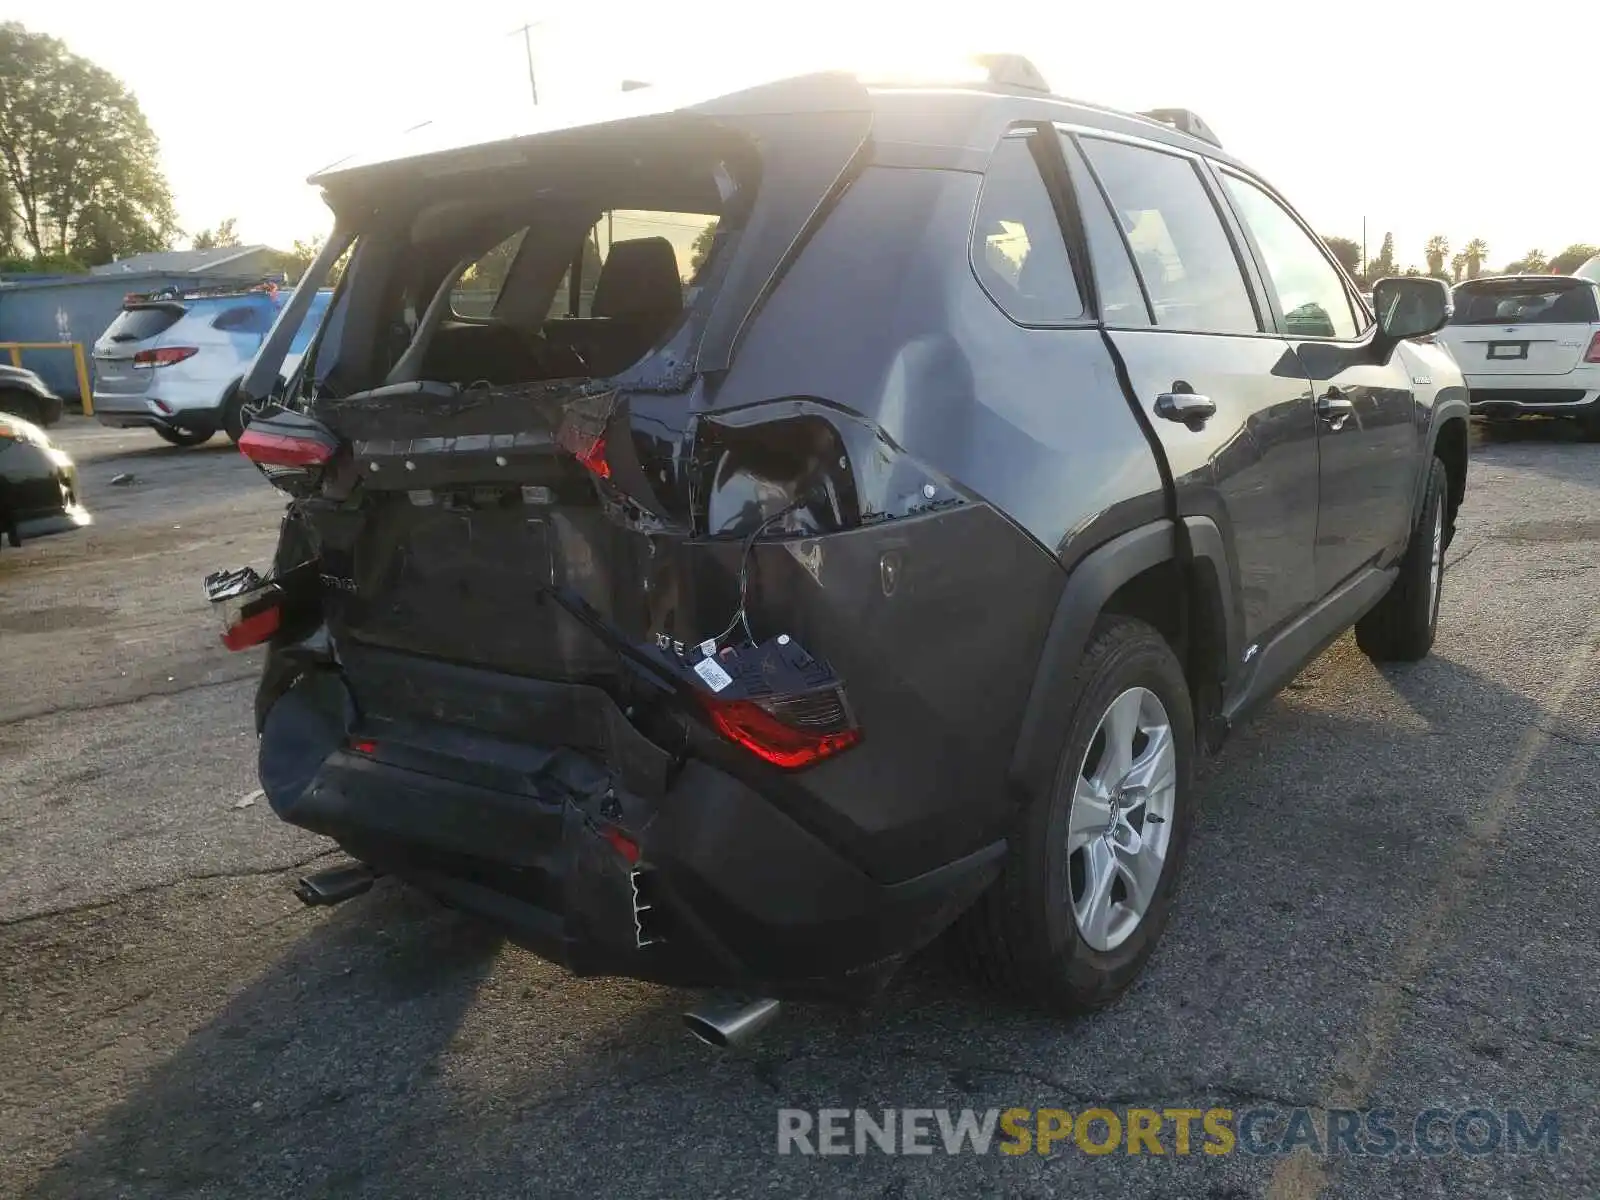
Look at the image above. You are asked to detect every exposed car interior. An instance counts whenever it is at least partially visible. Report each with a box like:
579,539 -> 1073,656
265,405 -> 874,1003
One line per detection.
335,161 -> 727,398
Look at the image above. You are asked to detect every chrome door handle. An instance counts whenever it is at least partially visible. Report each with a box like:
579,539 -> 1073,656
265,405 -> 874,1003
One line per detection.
1154,391 -> 1217,426
1317,391 -> 1355,429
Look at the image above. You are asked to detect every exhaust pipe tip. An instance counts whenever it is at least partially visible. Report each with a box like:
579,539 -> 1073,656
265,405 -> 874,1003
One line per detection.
682,997 -> 782,1048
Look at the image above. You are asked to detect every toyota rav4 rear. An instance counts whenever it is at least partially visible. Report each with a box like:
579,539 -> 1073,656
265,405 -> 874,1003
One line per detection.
216,65 -> 1464,1017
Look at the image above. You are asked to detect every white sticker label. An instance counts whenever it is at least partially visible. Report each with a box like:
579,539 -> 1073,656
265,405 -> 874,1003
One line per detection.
693,657 -> 735,693
699,639 -> 717,659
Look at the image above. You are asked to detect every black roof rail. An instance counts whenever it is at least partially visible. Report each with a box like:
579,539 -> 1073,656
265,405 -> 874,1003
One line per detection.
122,276 -> 288,307
1138,108 -> 1223,148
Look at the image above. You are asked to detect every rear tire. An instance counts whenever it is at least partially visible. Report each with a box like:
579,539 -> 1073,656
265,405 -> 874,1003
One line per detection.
222,388 -> 250,444
154,425 -> 213,447
1356,456 -> 1447,663
953,616 -> 1195,1014
1577,414 -> 1600,443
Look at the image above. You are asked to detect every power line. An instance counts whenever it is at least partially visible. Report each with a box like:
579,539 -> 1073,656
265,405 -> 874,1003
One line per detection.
508,20 -> 545,106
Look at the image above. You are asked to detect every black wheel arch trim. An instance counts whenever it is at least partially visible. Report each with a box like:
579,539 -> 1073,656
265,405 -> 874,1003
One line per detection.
1008,517 -> 1240,801
1414,391 -> 1470,531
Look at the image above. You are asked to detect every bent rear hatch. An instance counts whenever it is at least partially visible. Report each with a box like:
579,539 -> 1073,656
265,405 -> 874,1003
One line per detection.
257,74 -> 874,692
1440,278 -> 1600,375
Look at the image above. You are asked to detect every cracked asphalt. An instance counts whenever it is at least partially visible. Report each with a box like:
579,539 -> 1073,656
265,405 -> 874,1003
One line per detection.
1,417 -> 1595,1199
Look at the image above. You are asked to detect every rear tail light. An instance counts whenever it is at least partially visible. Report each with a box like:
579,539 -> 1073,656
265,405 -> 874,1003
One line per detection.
203,567 -> 285,651
576,434 -> 612,480
237,408 -> 341,495
132,346 -> 198,369
685,635 -> 862,770
1585,332 -> 1600,363
239,427 -> 336,467
703,687 -> 861,769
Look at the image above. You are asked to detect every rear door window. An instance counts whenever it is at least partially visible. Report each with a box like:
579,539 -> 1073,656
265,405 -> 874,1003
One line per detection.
1220,172 -> 1359,340
970,135 -> 1084,325
549,211 -> 719,319
102,305 -> 186,343
1451,282 -> 1599,325
1058,134 -> 1151,326
450,229 -> 529,318
1080,138 -> 1259,335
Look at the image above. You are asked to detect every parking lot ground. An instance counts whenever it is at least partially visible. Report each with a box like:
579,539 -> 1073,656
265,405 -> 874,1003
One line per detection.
1,417 -> 1595,1199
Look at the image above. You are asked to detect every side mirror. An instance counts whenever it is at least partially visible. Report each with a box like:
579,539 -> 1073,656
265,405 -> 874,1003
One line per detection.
1372,276 -> 1453,349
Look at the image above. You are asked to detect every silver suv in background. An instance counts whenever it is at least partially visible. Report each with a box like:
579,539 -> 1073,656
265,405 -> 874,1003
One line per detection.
92,285 -> 330,446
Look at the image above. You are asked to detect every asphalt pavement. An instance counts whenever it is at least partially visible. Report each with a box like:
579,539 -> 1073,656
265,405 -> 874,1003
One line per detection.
0,416 -> 1594,1199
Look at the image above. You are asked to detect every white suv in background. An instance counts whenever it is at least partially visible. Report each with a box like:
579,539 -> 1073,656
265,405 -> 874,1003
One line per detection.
1435,274 -> 1600,439
1577,253 -> 1600,284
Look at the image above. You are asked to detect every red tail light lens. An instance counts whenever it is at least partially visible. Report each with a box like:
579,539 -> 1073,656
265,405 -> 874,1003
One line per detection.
703,687 -> 861,770
239,427 -> 335,467
132,346 -> 199,369
1585,332 -> 1600,364
577,435 -> 613,480
221,602 -> 281,650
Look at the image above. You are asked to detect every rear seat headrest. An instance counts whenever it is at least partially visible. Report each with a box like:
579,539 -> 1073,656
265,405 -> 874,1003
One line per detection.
591,236 -> 683,319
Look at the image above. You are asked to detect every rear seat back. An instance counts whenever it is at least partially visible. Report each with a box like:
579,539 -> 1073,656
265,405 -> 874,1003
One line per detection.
545,236 -> 685,376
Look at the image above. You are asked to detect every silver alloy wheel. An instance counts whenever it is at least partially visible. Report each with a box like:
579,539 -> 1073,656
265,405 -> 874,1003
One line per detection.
1066,686 -> 1177,952
1428,500 -> 1444,628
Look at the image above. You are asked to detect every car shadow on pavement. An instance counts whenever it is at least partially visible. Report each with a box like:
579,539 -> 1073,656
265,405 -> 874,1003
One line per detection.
19,641 -> 1587,1199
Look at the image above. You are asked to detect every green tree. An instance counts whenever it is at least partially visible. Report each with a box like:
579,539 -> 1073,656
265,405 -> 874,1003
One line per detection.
1450,251 -> 1466,283
265,234 -> 347,286
192,217 -> 240,250
1424,235 -> 1450,279
688,219 -> 719,278
1548,243 -> 1599,276
1503,249 -> 1548,274
1320,234 -> 1361,278
1462,238 -> 1489,279
1368,232 -> 1397,279
0,23 -> 178,265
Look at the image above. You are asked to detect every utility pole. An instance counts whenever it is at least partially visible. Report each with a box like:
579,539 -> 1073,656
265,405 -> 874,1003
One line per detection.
1361,217 -> 1367,279
509,20 -> 544,105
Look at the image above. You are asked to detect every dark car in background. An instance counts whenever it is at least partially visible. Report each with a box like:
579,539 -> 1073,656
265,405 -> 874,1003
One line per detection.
0,412 -> 89,552
0,364 -> 64,428
211,59 -> 1467,1039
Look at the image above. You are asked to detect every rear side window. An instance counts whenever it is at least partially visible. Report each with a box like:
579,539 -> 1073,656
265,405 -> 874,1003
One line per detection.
212,304 -> 274,335
1451,282 -> 1599,325
1080,138 -> 1258,335
451,228 -> 529,318
103,305 -> 185,343
1221,173 -> 1358,340
970,136 -> 1084,325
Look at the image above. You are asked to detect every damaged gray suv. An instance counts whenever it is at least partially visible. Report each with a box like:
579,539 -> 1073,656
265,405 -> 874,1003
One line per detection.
211,59 -> 1468,1032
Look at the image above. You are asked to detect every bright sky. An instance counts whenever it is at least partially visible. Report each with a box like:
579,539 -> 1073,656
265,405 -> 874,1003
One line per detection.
11,0 -> 1598,270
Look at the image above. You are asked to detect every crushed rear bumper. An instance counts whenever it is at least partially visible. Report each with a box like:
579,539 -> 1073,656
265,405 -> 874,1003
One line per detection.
257,651 -> 1002,1000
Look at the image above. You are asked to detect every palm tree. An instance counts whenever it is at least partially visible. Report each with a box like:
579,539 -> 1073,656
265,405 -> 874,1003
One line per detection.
1450,252 -> 1467,283
1424,235 -> 1450,278
1463,238 -> 1489,279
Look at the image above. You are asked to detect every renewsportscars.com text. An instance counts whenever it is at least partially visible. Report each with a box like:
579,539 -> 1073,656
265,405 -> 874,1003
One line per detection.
776,1106 -> 1561,1158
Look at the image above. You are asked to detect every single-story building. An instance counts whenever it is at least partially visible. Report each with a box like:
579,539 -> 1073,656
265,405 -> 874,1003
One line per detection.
88,245 -> 283,278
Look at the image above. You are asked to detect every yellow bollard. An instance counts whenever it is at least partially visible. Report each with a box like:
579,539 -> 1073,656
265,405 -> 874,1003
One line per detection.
73,343 -> 93,415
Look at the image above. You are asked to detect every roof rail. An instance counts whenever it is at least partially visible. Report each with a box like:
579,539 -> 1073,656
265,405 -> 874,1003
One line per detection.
970,54 -> 1052,93
122,276 -> 288,307
1138,108 -> 1223,148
